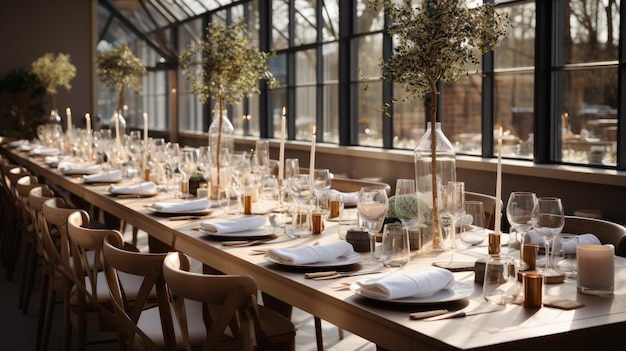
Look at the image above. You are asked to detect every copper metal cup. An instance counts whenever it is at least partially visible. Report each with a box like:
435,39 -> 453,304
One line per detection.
523,273 -> 544,308
312,211 -> 322,234
522,244 -> 538,271
329,200 -> 340,218
244,195 -> 252,215
488,233 -> 501,255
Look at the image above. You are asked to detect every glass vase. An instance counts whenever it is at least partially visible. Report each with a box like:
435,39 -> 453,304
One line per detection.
208,107 -> 234,199
414,122 -> 456,252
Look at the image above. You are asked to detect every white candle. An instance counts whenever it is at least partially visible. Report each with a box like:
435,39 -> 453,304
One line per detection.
85,113 -> 92,161
143,112 -> 148,150
115,112 -> 121,157
309,125 -> 316,184
278,107 -> 286,183
494,127 -> 503,235
577,245 -> 614,294
66,107 -> 72,132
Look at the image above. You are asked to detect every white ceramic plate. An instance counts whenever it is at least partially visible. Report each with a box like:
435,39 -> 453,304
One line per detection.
349,281 -> 473,304
109,189 -> 159,198
147,205 -> 213,215
264,252 -> 363,268
199,225 -> 277,238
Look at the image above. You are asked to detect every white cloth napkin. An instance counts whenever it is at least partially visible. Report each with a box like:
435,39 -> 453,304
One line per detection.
200,215 -> 267,234
525,231 -> 601,255
58,161 -> 102,175
328,189 -> 359,206
355,268 -> 455,300
83,170 -> 124,183
267,241 -> 355,265
31,147 -> 60,156
109,181 -> 157,195
150,198 -> 211,213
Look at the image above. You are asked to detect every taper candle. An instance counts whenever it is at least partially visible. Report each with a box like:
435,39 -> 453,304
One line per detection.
309,125 -> 316,185
143,112 -> 148,150
278,107 -> 286,183
85,113 -> 92,161
494,127 -> 503,235
66,108 -> 72,132
115,112 -> 121,157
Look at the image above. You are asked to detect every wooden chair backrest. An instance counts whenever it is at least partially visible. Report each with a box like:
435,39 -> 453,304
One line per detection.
331,177 -> 391,195
163,252 -> 273,351
563,215 -> 626,257
465,191 -> 499,230
103,232 -> 176,351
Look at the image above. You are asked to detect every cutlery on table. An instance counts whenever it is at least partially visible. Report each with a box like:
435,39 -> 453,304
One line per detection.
423,305 -> 503,321
168,215 -> 207,221
409,310 -> 449,320
221,238 -> 274,247
304,269 -> 384,280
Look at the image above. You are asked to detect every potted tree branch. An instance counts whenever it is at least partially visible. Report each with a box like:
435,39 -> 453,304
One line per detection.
179,19 -> 278,198
96,44 -> 147,136
370,0 -> 508,251
31,52 -> 76,124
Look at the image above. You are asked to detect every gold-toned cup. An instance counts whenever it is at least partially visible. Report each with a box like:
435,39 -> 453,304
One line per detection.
244,195 -> 252,215
312,212 -> 322,234
488,233 -> 501,255
522,244 -> 538,271
523,273 -> 544,308
329,200 -> 340,218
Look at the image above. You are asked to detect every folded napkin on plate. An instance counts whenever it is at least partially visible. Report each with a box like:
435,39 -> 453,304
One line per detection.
83,170 -> 124,183
31,147 -> 60,156
524,231 -> 600,252
109,181 -> 157,195
267,241 -> 355,265
150,198 -> 211,213
355,267 -> 455,300
327,189 -> 358,206
57,161 -> 102,175
200,215 -> 267,234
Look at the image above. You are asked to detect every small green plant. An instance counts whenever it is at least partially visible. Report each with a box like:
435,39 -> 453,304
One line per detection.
30,52 -> 76,113
96,44 -> 147,113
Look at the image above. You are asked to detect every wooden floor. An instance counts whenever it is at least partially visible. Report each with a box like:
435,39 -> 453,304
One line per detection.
0,228 -> 374,351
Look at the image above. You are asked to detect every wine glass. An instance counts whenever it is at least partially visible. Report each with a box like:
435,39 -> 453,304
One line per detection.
357,186 -> 389,266
531,197 -> 565,274
394,178 -> 417,228
125,131 -> 143,179
179,148 -> 199,198
165,142 -> 181,197
442,181 -> 464,249
312,168 -> 331,214
255,140 -> 271,177
506,191 -> 537,251
283,158 -> 300,210
287,174 -> 315,237
460,201 -> 487,246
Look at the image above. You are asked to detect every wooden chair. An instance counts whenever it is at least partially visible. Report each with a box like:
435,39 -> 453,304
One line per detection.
15,175 -> 41,313
563,215 -> 626,257
27,186 -> 57,351
0,164 -> 31,279
66,210 -> 152,350
163,251 -> 296,351
465,191 -> 499,230
41,198 -> 86,351
103,231 -> 205,350
330,177 -> 391,195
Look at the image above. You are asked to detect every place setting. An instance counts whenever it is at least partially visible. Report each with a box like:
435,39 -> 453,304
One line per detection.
198,215 -> 280,242
82,169 -> 124,184
107,181 -> 159,198
146,197 -> 216,216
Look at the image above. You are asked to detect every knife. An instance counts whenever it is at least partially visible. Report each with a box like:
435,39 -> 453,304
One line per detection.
304,269 -> 384,280
423,305 -> 503,321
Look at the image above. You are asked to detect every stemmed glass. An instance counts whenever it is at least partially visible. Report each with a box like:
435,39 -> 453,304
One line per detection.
282,158 -> 300,210
287,174 -> 315,237
312,169 -> 331,215
395,178 -> 417,228
442,181 -> 465,250
179,148 -> 199,198
531,197 -> 565,274
506,191 -> 537,251
125,131 -> 143,180
229,151 -> 251,213
255,140 -> 271,178
165,142 -> 181,198
357,186 -> 389,266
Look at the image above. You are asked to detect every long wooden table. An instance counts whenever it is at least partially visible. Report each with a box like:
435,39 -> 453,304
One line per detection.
4,144 -> 626,350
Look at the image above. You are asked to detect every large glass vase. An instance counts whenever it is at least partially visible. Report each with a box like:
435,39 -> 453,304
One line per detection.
208,107 -> 234,199
414,122 -> 456,252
